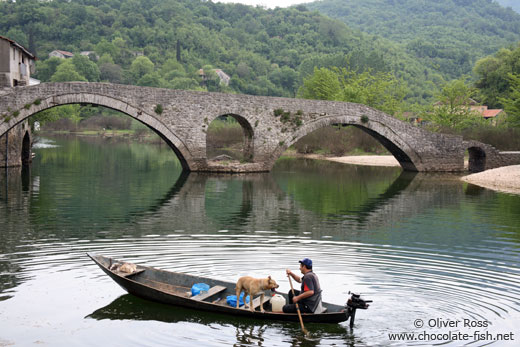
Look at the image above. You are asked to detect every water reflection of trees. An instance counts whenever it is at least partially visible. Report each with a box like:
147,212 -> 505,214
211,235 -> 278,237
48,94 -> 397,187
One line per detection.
3,137 -> 520,300
0,136 -> 183,297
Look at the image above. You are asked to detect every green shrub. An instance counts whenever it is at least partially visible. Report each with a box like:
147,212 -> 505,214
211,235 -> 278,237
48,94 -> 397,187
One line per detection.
273,108 -> 284,117
280,112 -> 291,123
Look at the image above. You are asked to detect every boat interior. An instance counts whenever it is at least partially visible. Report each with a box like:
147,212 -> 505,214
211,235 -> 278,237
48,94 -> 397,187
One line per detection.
94,254 -> 342,314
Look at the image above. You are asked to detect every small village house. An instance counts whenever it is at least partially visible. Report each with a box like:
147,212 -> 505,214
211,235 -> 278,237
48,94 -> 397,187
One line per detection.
0,36 -> 35,167
214,69 -> 230,86
471,105 -> 505,126
0,35 -> 37,87
48,50 -> 74,59
198,68 -> 231,86
434,98 -> 505,126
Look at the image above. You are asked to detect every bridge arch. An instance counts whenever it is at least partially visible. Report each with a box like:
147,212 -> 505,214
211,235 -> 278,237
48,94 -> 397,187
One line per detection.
206,113 -> 254,162
467,146 -> 487,173
275,114 -> 420,171
21,130 -> 31,166
2,92 -> 191,170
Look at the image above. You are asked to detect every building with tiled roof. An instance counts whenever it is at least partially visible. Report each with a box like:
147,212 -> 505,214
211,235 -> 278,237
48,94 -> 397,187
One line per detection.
49,50 -> 75,59
0,35 -> 37,87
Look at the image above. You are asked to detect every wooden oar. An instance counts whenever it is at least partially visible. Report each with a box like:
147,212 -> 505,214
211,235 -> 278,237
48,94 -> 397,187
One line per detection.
287,274 -> 309,335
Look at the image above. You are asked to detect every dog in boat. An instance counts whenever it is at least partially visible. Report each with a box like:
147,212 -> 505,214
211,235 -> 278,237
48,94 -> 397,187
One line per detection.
109,262 -> 137,274
235,276 -> 279,312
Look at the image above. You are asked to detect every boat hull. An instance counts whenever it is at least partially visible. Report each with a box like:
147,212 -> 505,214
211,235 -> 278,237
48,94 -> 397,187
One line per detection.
88,253 -> 349,324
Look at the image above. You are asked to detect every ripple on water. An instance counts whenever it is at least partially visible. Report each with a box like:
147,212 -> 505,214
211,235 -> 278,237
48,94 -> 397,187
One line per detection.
2,140 -> 520,346
2,230 -> 519,345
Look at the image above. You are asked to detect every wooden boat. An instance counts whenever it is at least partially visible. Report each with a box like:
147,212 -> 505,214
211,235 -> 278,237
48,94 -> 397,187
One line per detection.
88,253 -> 367,325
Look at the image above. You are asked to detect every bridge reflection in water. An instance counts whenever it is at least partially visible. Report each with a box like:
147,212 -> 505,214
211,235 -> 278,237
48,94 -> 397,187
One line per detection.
122,161 -> 486,241
2,135 -> 520,346
0,156 -> 498,240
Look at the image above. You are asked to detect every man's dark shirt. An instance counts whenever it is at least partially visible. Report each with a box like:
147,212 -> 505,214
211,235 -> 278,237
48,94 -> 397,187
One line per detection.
300,271 -> 322,311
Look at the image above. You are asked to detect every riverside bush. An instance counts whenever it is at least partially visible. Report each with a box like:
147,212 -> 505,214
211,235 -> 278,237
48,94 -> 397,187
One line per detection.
293,125 -> 387,155
206,116 -> 244,159
460,127 -> 520,151
79,115 -> 131,131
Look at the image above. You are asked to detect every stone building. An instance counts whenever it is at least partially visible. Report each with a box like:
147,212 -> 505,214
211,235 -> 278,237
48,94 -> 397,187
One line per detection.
0,35 -> 36,87
0,36 -> 35,167
48,50 -> 74,59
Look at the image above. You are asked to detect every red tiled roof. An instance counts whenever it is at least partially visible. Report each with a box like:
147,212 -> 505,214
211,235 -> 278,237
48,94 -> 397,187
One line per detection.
54,50 -> 74,57
482,109 -> 503,118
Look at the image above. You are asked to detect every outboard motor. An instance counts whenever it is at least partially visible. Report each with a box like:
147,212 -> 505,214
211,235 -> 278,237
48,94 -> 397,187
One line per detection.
345,292 -> 372,328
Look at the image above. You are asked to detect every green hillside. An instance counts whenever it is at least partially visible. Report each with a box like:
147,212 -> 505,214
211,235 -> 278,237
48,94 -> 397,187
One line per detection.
0,0 -> 441,102
305,0 -> 520,79
496,0 -> 520,14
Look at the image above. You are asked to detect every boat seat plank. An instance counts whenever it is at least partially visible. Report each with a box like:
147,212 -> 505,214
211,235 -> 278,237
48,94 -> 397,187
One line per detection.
251,295 -> 271,310
191,285 -> 227,301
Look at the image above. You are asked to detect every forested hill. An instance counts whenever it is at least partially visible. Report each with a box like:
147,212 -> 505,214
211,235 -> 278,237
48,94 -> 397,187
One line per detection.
305,0 -> 520,79
496,0 -> 520,14
1,0 -> 443,102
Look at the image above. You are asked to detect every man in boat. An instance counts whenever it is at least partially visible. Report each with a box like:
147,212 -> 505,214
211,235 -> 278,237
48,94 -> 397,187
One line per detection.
283,258 -> 322,314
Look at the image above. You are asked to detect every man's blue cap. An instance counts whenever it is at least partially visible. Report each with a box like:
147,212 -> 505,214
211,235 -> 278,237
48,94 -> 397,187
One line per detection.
299,258 -> 312,268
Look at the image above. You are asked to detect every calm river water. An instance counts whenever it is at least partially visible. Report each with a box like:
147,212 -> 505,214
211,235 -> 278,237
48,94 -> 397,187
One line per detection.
1,135 -> 519,346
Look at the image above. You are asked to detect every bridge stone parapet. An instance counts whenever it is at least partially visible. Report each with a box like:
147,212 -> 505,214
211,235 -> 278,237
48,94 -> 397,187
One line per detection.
0,82 -> 517,172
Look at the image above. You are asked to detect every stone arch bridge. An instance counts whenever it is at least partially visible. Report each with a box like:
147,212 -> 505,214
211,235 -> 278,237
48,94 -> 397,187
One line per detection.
1,82 -> 519,172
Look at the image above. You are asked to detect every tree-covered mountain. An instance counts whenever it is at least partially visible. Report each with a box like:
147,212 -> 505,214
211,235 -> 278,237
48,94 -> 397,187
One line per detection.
496,0 -> 520,14
1,0 -> 443,102
305,0 -> 520,79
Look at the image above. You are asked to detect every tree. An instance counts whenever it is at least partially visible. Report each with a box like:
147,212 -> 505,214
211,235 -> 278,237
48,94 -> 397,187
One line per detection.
161,58 -> 186,81
5,27 -> 28,47
474,45 -> 520,108
35,57 -> 63,82
129,56 -> 155,83
425,77 -> 485,130
500,73 -> 520,127
99,63 -> 123,84
50,60 -> 87,82
95,39 -> 118,62
298,66 -> 407,116
72,55 -> 100,82
32,104 -> 82,126
137,72 -> 163,87
298,67 -> 341,101
169,77 -> 201,91
269,66 -> 299,97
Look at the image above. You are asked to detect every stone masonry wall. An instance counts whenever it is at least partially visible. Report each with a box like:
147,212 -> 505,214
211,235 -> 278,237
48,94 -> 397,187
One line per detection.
0,120 -> 31,167
0,82 -> 518,172
464,140 -> 520,171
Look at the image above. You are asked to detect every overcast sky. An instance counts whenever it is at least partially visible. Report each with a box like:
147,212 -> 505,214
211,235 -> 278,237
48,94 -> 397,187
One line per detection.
215,0 -> 314,9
